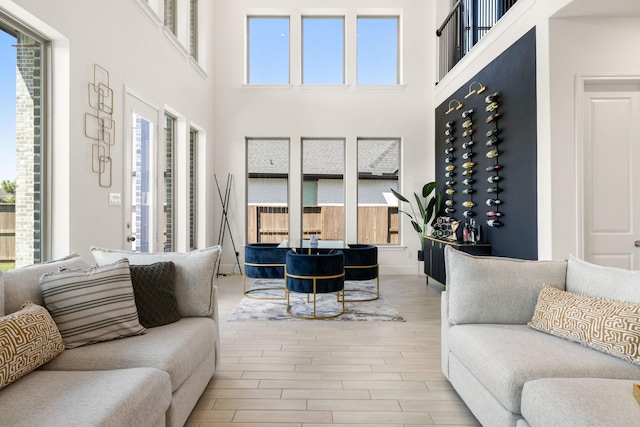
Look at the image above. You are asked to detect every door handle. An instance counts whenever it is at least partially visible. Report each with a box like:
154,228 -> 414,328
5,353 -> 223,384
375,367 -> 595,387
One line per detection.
635,240 -> 640,248
127,236 -> 136,242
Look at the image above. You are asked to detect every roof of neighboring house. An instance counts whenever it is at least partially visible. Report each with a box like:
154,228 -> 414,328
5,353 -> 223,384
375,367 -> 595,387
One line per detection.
248,138 -> 399,176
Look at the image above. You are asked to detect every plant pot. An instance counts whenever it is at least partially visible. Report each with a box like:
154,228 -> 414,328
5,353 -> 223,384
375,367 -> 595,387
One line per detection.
417,250 -> 425,261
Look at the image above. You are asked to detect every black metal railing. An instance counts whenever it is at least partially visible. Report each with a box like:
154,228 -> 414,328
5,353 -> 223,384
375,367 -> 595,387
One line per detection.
437,0 -> 519,81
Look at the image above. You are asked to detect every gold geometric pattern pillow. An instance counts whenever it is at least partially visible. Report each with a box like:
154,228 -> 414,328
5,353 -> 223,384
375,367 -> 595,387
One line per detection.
0,302 -> 64,389
529,284 -> 640,366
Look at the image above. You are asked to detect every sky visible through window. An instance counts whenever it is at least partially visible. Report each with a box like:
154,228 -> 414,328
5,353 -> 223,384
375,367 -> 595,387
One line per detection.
249,15 -> 399,85
302,17 -> 344,84
248,17 -> 290,84
0,29 -> 16,184
357,17 -> 398,84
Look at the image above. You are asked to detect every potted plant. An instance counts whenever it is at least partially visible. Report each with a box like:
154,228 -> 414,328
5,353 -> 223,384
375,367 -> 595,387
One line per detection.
390,181 -> 441,261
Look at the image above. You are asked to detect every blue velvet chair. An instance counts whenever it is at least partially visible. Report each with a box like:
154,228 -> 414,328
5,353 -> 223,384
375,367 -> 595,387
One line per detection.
244,243 -> 289,299
343,244 -> 379,302
285,251 -> 345,319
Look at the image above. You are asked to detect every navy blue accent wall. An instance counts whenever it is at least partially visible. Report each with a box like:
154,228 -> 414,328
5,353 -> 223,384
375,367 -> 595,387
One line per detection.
434,28 -> 537,260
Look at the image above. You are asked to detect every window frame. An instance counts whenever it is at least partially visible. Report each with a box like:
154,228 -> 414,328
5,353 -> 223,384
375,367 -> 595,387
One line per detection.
0,14 -> 49,266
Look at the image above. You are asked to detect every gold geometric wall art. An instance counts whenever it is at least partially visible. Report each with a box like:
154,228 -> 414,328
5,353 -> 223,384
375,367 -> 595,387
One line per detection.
84,64 -> 114,187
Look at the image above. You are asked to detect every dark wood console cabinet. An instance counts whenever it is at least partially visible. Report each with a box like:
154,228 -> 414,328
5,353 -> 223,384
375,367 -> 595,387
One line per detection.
424,236 -> 491,286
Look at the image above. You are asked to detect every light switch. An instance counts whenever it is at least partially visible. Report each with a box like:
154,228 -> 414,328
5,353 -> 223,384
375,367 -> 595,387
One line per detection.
109,193 -> 121,206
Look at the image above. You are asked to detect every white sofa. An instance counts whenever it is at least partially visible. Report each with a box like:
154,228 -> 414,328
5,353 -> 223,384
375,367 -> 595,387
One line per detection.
0,246 -> 221,427
441,246 -> 640,427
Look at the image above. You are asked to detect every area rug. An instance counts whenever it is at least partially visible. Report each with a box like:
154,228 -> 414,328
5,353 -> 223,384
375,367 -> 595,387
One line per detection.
228,279 -> 405,322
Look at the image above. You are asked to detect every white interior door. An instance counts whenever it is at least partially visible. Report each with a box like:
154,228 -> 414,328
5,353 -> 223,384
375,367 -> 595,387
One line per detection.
583,83 -> 640,269
124,91 -> 161,252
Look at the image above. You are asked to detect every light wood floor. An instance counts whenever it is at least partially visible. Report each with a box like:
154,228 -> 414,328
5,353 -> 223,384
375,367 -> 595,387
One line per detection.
186,274 -> 480,427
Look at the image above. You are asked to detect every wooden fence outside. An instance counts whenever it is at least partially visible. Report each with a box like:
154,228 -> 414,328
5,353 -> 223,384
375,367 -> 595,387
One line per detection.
247,205 -> 398,245
0,203 -> 16,265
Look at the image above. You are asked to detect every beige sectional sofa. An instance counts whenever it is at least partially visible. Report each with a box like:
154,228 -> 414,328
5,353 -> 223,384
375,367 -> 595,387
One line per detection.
441,246 -> 640,427
0,246 -> 221,427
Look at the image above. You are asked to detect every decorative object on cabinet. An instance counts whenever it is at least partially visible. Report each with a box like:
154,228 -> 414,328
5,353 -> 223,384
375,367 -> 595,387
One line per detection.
431,216 -> 459,242
390,181 -> 442,258
85,64 -> 115,188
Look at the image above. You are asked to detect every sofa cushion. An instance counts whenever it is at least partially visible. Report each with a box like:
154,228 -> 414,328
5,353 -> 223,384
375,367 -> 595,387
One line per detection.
91,245 -> 221,317
567,255 -> 640,302
3,254 -> 91,314
130,261 -> 181,328
445,246 -> 567,324
521,378 -> 640,427
40,259 -> 146,349
40,317 -> 216,392
447,323 -> 640,413
0,368 -> 171,427
0,303 -> 64,389
529,284 -> 640,366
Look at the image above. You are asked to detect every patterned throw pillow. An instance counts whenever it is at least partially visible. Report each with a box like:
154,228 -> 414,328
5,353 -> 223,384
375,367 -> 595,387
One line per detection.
40,259 -> 146,349
0,302 -> 64,389
129,262 -> 181,328
529,284 -> 640,365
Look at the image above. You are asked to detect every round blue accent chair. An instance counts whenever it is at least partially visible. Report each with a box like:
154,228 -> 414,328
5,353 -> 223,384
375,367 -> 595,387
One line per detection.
342,244 -> 379,302
244,243 -> 289,300
285,251 -> 345,319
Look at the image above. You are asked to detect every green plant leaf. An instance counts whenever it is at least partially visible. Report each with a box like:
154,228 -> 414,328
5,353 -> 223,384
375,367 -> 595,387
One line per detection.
425,196 -> 437,224
410,220 -> 423,234
414,192 -> 426,218
422,181 -> 436,198
390,188 -> 409,203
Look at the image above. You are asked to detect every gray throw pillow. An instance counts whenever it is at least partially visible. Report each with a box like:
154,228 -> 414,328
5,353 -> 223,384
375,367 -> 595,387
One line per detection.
566,255 -> 640,303
445,246 -> 568,325
129,261 -> 181,328
3,254 -> 91,314
40,258 -> 146,348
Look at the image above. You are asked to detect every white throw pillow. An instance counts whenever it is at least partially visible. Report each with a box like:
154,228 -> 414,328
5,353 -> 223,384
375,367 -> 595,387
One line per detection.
90,246 -> 221,317
40,258 -> 146,349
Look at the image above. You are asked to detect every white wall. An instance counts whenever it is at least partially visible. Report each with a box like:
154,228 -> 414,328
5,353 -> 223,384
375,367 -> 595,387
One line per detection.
211,0 -> 435,274
547,16 -> 640,260
0,0 -> 217,261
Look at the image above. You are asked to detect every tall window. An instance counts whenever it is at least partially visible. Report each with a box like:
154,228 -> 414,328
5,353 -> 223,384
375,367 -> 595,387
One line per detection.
302,139 -> 344,240
357,139 -> 399,244
189,0 -> 198,59
163,114 -> 175,251
0,21 -> 46,269
246,138 -> 289,243
302,17 -> 344,84
357,17 -> 399,84
189,128 -> 198,250
164,0 -> 176,35
247,17 -> 289,84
